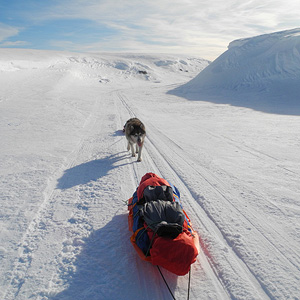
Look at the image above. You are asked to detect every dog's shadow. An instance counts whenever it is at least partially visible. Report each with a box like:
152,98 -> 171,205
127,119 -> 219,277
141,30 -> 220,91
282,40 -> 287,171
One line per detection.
56,152 -> 129,190
113,129 -> 124,137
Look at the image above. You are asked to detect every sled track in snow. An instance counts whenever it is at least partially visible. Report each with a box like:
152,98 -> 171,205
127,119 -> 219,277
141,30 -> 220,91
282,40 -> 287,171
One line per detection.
115,91 -> 227,298
112,91 -> 161,299
116,89 -> 300,299
143,132 -> 272,299
115,90 -> 269,299
147,124 -> 300,272
144,121 -> 300,298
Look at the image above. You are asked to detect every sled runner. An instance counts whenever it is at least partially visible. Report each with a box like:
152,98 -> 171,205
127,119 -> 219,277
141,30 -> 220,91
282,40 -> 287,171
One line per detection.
128,173 -> 200,276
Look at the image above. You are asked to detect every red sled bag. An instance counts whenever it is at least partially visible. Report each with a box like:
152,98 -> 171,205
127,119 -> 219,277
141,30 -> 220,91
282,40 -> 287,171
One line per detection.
128,173 -> 200,276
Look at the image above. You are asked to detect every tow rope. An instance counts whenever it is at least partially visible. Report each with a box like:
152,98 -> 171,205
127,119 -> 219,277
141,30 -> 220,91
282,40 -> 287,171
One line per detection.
157,266 -> 192,300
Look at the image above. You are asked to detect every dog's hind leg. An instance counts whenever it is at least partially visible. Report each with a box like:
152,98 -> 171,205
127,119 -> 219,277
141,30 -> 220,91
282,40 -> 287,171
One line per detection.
127,141 -> 130,151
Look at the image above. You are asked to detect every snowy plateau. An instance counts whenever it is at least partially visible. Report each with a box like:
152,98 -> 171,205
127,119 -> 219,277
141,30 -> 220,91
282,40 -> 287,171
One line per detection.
0,28 -> 300,300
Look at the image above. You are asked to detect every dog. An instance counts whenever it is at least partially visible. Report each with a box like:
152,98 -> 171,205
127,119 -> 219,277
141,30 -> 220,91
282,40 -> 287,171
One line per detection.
124,118 -> 146,162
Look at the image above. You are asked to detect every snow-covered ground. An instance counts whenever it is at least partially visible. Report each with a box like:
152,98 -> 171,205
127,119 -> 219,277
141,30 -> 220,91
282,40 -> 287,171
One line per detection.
1,28 -> 300,300
171,28 -> 300,116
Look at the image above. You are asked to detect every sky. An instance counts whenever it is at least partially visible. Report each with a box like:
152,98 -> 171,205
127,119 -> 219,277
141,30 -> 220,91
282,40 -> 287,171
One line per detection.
0,0 -> 300,61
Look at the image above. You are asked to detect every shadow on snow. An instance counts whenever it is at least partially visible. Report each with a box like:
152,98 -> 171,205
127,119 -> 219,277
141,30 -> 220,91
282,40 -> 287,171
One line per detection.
168,82 -> 300,116
50,214 -> 178,300
56,152 -> 130,190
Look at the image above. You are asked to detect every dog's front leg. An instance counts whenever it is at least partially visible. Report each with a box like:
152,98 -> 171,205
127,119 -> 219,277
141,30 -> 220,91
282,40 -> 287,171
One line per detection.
130,143 -> 136,157
137,144 -> 143,162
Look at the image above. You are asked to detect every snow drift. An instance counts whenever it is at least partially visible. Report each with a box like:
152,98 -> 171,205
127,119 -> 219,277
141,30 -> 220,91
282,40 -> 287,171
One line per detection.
170,28 -> 300,115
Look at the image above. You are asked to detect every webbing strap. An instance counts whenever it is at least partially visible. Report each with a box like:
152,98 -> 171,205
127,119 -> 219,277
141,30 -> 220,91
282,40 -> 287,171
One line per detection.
157,266 -> 192,300
157,266 -> 176,300
187,267 -> 191,300
145,226 -> 159,257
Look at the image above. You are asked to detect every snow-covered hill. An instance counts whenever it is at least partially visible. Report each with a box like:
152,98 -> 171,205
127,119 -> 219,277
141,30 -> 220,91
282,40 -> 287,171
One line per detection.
0,30 -> 300,300
170,28 -> 300,115
0,49 -> 209,85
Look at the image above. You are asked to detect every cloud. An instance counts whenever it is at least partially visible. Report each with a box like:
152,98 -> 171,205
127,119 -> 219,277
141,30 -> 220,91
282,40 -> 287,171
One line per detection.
2,0 -> 300,60
36,1 -> 233,58
0,23 -> 21,42
0,40 -> 29,47
38,0 -> 300,32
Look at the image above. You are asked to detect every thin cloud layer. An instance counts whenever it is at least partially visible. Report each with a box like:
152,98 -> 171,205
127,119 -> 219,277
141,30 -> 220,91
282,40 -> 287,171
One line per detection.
0,22 -> 21,41
1,0 -> 300,60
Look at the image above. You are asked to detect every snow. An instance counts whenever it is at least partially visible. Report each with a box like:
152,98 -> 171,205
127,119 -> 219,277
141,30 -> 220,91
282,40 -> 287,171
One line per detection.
1,28 -> 300,300
170,28 -> 300,115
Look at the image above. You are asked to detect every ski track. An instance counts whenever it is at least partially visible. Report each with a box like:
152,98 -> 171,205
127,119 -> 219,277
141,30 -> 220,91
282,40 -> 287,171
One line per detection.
114,96 -> 171,300
115,91 -> 181,300
115,89 -> 300,299
156,127 -> 299,297
143,121 -> 300,299
152,123 -> 300,270
114,91 -> 230,299
180,132 -> 300,273
115,91 -> 261,300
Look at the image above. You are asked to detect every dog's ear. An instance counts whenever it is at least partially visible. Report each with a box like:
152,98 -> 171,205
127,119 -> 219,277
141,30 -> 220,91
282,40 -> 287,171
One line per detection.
130,125 -> 134,131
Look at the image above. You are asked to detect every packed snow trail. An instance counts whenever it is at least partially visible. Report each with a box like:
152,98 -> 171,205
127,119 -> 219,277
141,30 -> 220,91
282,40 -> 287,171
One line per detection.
116,86 -> 300,300
114,90 -> 272,300
1,48 -> 300,300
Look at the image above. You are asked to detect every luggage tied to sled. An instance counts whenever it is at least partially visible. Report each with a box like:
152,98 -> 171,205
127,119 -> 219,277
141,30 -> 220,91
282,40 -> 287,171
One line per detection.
128,173 -> 200,276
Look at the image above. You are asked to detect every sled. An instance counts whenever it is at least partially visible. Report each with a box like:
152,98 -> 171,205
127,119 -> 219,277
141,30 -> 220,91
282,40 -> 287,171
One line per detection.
128,173 -> 200,276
